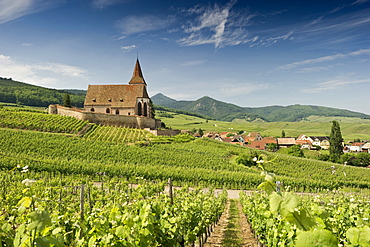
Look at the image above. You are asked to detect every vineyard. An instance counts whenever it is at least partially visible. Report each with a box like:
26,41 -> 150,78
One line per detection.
239,158 -> 370,247
0,108 -> 88,134
0,169 -> 227,246
2,106 -> 370,246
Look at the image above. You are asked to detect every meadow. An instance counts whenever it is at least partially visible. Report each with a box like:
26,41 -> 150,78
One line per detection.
158,110 -> 370,141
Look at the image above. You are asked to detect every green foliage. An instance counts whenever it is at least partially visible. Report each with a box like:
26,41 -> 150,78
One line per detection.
330,121 -> 344,163
235,154 -> 255,167
282,130 -> 286,138
0,173 -> 228,246
0,107 -> 88,133
341,153 -> 370,167
287,145 -> 305,157
295,230 -> 338,247
346,226 -> 370,246
0,78 -> 85,107
63,93 -> 71,108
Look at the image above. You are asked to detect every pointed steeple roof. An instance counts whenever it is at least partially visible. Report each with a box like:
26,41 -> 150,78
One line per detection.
128,58 -> 146,85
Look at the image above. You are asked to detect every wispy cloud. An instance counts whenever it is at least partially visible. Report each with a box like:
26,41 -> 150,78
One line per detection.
92,0 -> 131,9
178,0 -> 257,48
33,63 -> 88,78
351,0 -> 370,5
218,82 -> 269,97
120,45 -> 137,52
0,54 -> 88,87
116,15 -> 172,35
296,66 -> 331,73
302,77 -> 370,93
277,48 -> 370,70
0,0 -> 62,25
179,60 -> 206,66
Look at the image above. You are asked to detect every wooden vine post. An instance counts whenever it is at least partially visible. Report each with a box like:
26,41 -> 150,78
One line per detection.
168,178 -> 173,205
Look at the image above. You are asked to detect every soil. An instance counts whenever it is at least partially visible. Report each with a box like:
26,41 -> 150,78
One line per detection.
203,200 -> 260,247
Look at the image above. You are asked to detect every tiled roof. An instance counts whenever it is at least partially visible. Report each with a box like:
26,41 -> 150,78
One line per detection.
129,59 -> 147,85
247,132 -> 260,137
262,137 -> 277,144
84,84 -> 149,108
362,143 -> 370,149
277,138 -> 296,145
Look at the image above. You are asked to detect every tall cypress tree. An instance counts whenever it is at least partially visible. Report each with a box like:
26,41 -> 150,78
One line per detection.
329,120 -> 344,163
63,93 -> 72,108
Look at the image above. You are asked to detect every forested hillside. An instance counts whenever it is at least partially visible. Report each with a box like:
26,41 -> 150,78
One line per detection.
0,77 -> 85,107
152,93 -> 370,122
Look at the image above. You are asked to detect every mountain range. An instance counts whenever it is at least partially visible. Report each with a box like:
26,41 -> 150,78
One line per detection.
1,78 -> 369,122
151,93 -> 370,122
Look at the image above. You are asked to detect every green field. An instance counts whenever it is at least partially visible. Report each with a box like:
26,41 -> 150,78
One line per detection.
158,111 -> 370,141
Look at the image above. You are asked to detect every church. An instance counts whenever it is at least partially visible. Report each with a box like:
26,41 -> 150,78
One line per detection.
49,59 -> 161,129
84,59 -> 153,117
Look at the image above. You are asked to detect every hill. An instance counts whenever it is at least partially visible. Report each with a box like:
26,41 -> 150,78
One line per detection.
152,93 -> 370,122
0,77 -> 86,107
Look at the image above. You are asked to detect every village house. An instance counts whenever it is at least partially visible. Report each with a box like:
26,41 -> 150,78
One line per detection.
297,134 -> 330,149
277,137 -> 296,148
346,142 -> 365,152
362,143 -> 370,153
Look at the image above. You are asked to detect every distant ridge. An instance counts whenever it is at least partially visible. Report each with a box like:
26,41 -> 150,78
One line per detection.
151,93 -> 370,122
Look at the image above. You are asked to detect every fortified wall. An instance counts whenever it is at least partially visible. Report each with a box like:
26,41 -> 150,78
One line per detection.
49,105 -> 161,129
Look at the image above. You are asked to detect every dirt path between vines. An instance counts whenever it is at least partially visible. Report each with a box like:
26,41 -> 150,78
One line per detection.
203,199 -> 259,247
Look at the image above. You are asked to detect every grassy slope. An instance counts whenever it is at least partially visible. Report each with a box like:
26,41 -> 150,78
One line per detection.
158,112 -> 370,141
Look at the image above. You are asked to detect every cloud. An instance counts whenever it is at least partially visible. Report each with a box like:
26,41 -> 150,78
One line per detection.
116,15 -> 172,35
178,0 -> 257,48
301,77 -> 370,93
92,0 -> 130,9
351,0 -> 370,5
33,63 -> 88,78
121,45 -> 137,52
0,54 -> 88,87
277,48 -> 370,70
218,82 -> 269,97
296,66 -> 331,73
0,0 -> 62,24
179,60 -> 206,66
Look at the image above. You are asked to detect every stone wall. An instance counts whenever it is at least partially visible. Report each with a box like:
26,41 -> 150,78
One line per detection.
146,129 -> 181,136
49,105 -> 161,129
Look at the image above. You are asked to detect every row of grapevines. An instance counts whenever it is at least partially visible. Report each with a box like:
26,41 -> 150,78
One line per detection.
240,191 -> 370,246
239,156 -> 370,247
1,127 -> 370,191
0,108 -> 88,133
83,125 -> 155,144
0,168 -> 227,246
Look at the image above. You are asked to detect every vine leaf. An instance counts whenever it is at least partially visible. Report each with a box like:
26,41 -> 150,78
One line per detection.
295,229 -> 338,247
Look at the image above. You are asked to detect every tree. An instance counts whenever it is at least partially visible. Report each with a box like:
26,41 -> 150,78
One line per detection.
267,143 -> 278,152
63,93 -> 72,108
198,128 -> 204,136
287,145 -> 304,157
329,120 -> 344,163
281,130 -> 286,138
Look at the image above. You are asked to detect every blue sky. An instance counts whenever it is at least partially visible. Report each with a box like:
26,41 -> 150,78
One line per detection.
1,0 -> 370,115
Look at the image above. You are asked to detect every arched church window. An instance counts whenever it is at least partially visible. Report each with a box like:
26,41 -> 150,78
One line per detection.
106,108 -> 110,114
91,108 -> 95,112
116,109 -> 119,115
137,102 -> 142,116
143,102 -> 148,117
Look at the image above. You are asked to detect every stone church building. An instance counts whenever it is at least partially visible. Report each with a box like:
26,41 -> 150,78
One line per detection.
84,59 -> 152,117
49,59 -> 161,129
